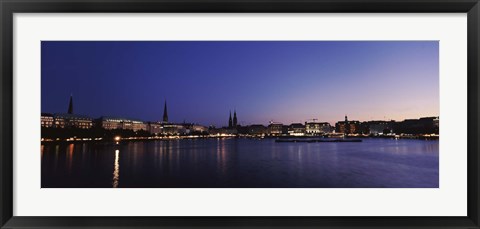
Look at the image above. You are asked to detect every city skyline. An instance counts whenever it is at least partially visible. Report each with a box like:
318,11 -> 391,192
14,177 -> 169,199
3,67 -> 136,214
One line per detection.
42,41 -> 439,126
42,95 -> 437,128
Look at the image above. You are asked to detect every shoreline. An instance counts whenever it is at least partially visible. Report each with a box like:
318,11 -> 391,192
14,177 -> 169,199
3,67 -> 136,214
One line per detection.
40,134 -> 439,144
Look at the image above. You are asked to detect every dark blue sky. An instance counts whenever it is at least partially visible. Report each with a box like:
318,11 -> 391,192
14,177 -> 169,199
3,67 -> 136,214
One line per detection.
41,41 -> 439,127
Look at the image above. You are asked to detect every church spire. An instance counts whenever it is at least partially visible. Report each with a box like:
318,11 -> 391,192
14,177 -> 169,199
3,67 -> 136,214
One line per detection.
228,111 -> 233,128
67,94 -> 73,114
233,109 -> 237,128
163,100 -> 168,123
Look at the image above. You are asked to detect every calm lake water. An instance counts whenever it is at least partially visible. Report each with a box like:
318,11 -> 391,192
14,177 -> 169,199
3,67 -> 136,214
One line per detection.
41,138 -> 439,188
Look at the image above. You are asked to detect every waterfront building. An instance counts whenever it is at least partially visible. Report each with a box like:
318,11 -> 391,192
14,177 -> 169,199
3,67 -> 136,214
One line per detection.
41,113 -> 54,128
131,120 -> 148,132
53,113 -> 93,129
185,124 -> 209,134
434,117 -> 439,130
362,121 -> 395,135
247,124 -> 266,136
267,122 -> 283,136
228,127 -> 238,135
370,123 -> 390,135
147,122 -> 163,135
97,117 -> 123,130
98,116 -> 147,131
349,121 -> 361,134
418,117 -> 438,134
288,123 -> 306,136
158,100 -> 191,135
335,117 -> 361,134
179,123 -> 209,135
43,95 -> 93,129
395,117 -> 439,134
305,121 -> 331,135
236,125 -> 249,135
209,127 -> 226,135
209,127 -> 236,135
162,123 -> 186,135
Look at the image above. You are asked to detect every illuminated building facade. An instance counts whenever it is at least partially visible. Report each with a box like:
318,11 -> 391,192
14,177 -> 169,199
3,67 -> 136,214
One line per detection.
131,120 -> 147,132
98,117 -> 123,130
161,123 -> 186,135
363,121 -> 395,135
335,118 -> 361,134
288,123 -> 306,136
191,125 -> 208,133
147,122 -> 163,135
267,122 -> 283,136
41,95 -> 93,129
98,116 -> 147,131
41,113 -> 54,128
181,123 -> 209,134
305,121 -> 331,135
53,113 -> 93,129
209,127 -> 230,135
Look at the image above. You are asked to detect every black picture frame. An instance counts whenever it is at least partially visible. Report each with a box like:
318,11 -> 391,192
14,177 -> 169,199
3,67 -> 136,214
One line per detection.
1,0 -> 479,228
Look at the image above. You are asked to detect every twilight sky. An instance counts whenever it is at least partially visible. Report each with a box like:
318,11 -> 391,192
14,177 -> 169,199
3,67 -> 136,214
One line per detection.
41,41 -> 439,127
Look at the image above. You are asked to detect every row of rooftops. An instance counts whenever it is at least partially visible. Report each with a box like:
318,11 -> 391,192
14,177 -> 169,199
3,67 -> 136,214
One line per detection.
42,113 -> 92,121
41,113 -> 202,126
41,113 -> 145,123
42,112 -> 439,128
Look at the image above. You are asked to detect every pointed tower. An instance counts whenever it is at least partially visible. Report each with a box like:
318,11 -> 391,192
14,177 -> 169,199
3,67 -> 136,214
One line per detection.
67,94 -> 73,114
228,111 -> 233,128
233,110 -> 238,128
344,115 -> 350,135
163,100 -> 168,123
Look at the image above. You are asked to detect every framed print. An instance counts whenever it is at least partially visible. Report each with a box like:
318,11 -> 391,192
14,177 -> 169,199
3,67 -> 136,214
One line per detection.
1,0 -> 479,228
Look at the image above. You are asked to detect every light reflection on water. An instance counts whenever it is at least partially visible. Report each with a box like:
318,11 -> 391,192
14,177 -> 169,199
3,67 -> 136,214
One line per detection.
41,138 -> 439,188
112,149 -> 120,188
66,144 -> 74,174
